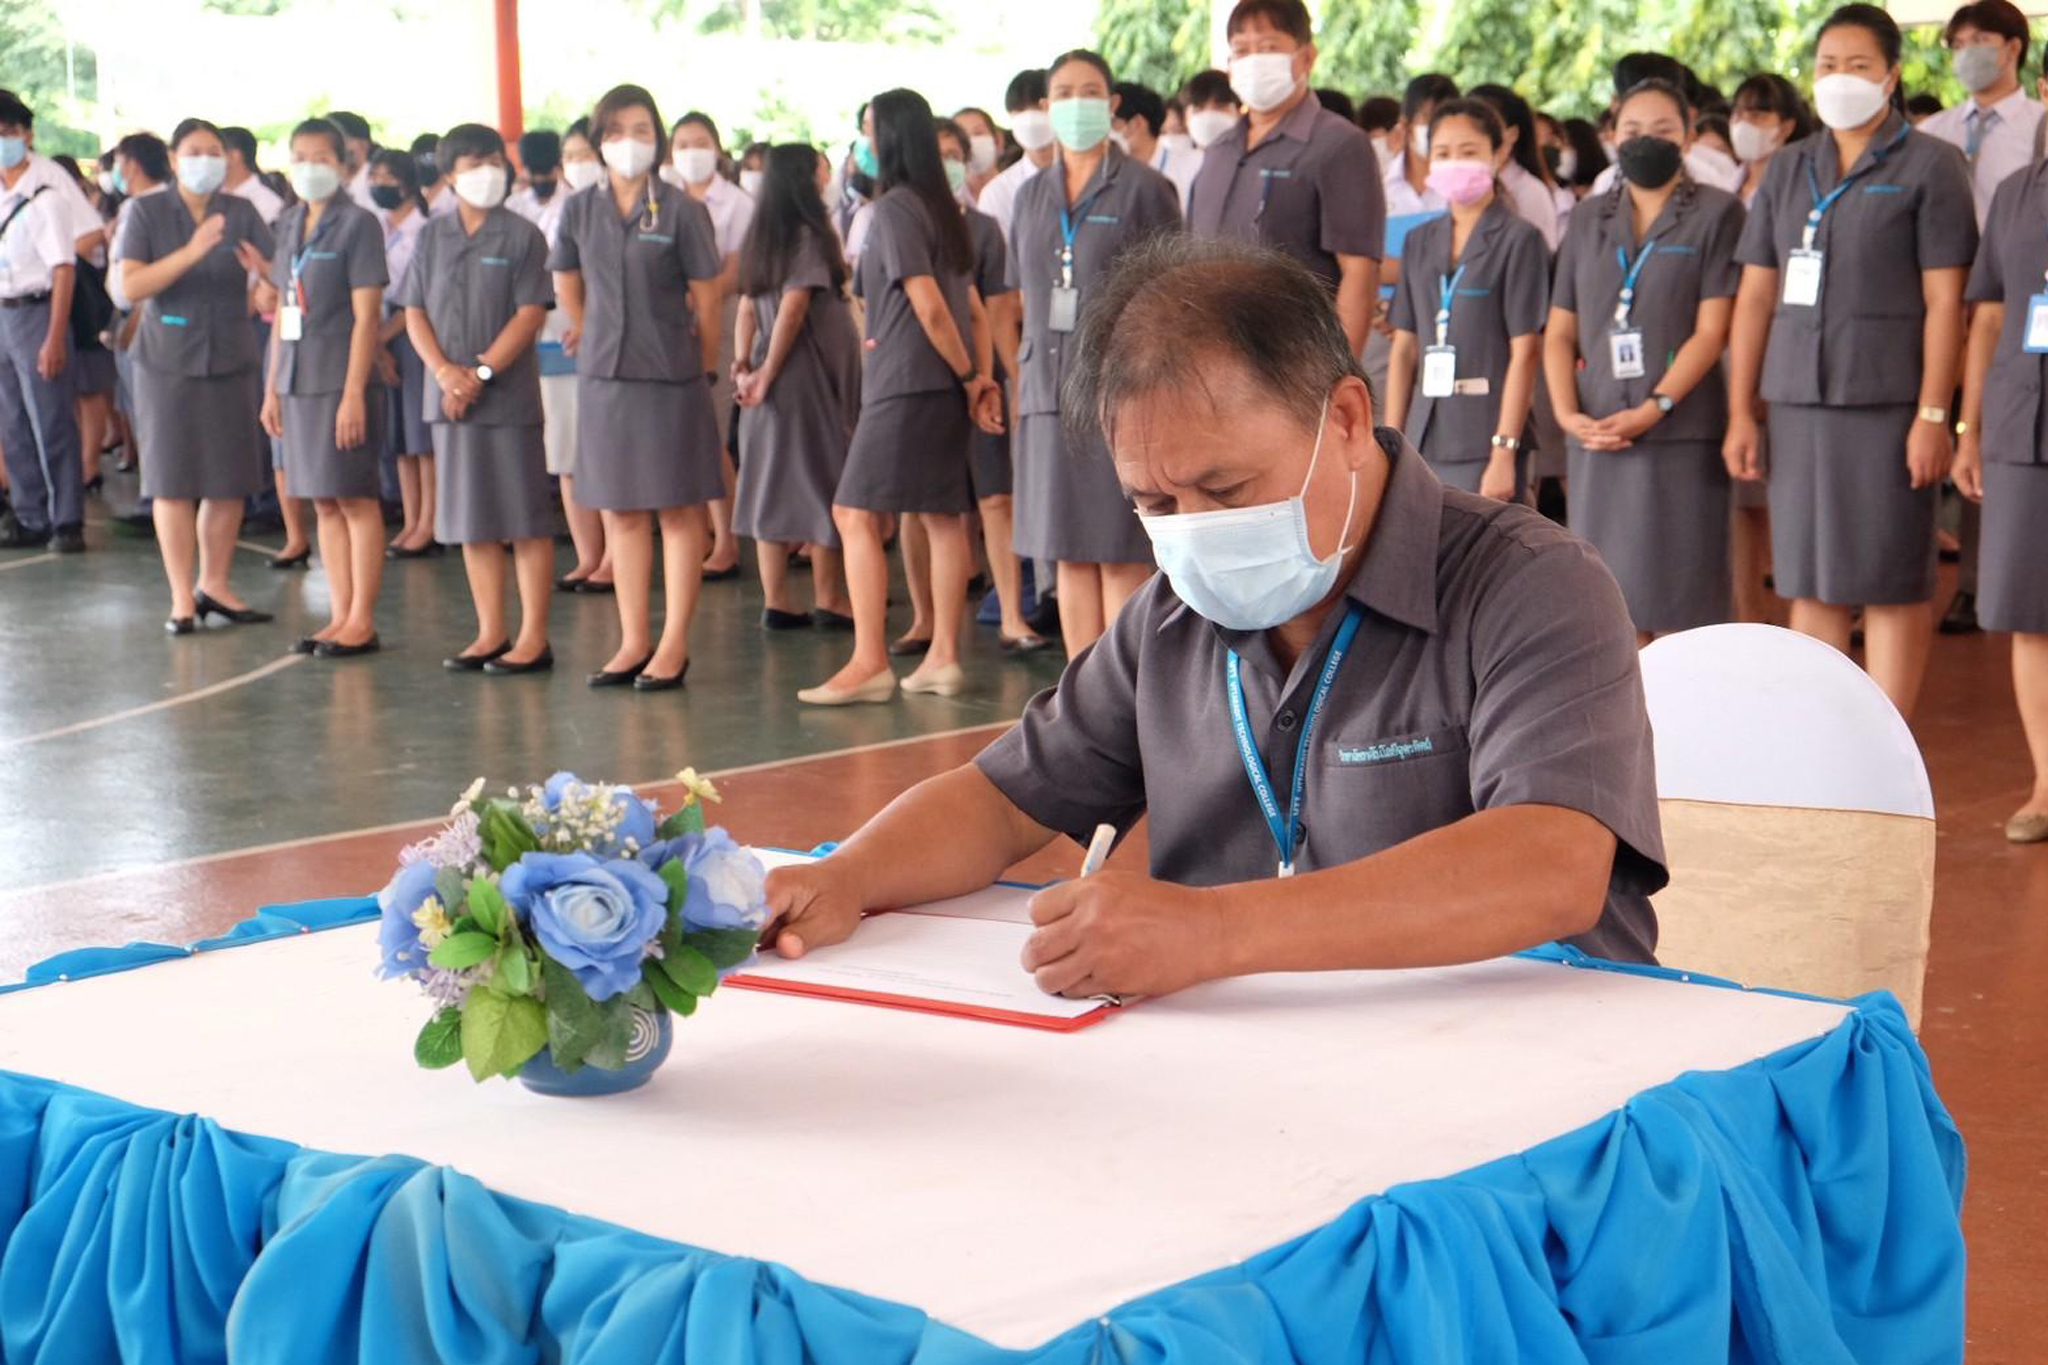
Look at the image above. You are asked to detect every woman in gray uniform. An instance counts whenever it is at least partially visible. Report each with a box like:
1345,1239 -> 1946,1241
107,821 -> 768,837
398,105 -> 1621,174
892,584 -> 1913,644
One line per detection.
1955,157 -> 2048,844
118,117 -> 275,634
800,88 -> 1001,706
1725,3 -> 1977,721
1546,79 -> 1745,643
260,119 -> 389,658
395,123 -> 555,676
1004,49 -> 1181,658
732,143 -> 859,628
1385,99 -> 1550,503
550,84 -> 725,693
369,148 -> 440,560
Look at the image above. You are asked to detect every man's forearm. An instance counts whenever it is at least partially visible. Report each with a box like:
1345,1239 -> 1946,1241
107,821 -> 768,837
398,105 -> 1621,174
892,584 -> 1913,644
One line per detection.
832,764 -> 1058,911
1209,804 -> 1619,974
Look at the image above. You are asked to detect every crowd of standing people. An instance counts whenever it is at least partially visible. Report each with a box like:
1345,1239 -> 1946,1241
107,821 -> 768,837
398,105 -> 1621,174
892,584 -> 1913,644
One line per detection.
1,0 -> 2045,840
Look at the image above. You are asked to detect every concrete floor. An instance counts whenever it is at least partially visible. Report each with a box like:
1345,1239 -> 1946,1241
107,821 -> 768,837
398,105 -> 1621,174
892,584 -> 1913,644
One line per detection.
0,500 -> 2041,1357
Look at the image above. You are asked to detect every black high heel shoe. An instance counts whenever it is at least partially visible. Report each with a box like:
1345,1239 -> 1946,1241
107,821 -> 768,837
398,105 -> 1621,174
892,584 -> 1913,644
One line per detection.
165,616 -> 196,636
267,549 -> 312,571
194,591 -> 275,626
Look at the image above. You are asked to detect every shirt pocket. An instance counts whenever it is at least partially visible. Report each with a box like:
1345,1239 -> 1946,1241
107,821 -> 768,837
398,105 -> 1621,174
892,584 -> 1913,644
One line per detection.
1316,724 -> 1474,850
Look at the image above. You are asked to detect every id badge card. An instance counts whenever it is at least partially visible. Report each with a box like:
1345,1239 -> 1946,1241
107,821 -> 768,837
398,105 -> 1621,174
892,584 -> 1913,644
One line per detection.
1047,286 -> 1080,334
277,303 -> 304,341
1609,328 -> 1646,379
2025,294 -> 2048,354
1421,344 -> 1457,398
1782,249 -> 1824,308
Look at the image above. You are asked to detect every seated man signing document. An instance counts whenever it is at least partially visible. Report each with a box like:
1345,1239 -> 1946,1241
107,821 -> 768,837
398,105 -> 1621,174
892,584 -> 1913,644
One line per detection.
763,235 -> 1667,998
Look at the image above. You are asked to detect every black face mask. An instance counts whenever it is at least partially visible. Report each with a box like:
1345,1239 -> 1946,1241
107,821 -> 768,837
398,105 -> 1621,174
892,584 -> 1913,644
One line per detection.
1617,136 -> 1683,189
531,176 -> 557,201
1540,144 -> 1563,178
368,184 -> 405,211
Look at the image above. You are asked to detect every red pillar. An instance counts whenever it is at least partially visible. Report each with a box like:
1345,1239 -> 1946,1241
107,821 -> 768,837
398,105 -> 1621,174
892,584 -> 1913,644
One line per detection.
495,0 -> 523,149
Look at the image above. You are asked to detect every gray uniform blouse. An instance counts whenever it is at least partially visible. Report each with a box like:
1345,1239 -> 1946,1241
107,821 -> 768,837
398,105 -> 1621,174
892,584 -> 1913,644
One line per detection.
546,179 -> 722,384
116,191 -> 274,377
1006,148 -> 1181,420
975,429 -> 1666,965
1389,200 -> 1551,458
1734,111 -> 1977,408
854,186 -> 975,403
268,197 -> 388,396
391,207 -> 553,427
1186,95 -> 1385,287
1964,159 -> 2048,466
1552,181 -> 1745,441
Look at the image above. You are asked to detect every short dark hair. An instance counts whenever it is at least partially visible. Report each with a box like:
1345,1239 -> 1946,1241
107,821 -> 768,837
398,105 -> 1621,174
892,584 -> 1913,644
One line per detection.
1401,73 -> 1459,123
1049,49 -> 1115,89
1358,96 -> 1401,134
1113,81 -> 1167,137
590,84 -> 666,160
0,90 -> 34,130
519,129 -> 561,174
566,115 -> 592,144
1182,69 -> 1237,110
674,110 -> 722,150
1314,88 -> 1357,122
326,110 -> 370,142
1818,3 -> 1903,66
1066,234 -> 1367,448
1004,68 -> 1049,113
1560,117 -> 1610,186
1613,52 -> 1690,97
170,118 -> 223,154
1945,0 -> 2029,66
409,132 -> 443,186
370,146 -> 426,214
220,125 -> 258,167
1430,97 -> 1507,149
114,132 -> 171,185
1906,91 -> 1946,118
1226,0 -> 1313,45
1616,77 -> 1693,127
289,118 -> 346,162
436,122 -> 505,178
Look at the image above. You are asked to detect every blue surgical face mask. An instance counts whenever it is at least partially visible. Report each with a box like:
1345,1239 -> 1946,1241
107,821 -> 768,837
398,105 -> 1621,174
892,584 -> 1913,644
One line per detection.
0,136 -> 27,171
853,135 -> 878,179
1138,398 -> 1360,631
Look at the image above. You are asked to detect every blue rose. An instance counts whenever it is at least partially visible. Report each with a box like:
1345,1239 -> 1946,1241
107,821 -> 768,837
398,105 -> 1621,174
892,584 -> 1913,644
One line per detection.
541,771 -> 659,856
501,851 -> 669,1001
376,860 -> 440,979
678,829 -> 769,932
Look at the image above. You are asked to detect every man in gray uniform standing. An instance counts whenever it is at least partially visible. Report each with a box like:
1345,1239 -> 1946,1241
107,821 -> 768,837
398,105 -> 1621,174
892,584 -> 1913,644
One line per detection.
1185,0 -> 1386,356
761,235 -> 1666,999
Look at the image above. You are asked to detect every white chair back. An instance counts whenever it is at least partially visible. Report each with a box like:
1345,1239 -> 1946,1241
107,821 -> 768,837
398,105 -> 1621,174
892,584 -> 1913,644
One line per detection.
1638,625 -> 1937,1026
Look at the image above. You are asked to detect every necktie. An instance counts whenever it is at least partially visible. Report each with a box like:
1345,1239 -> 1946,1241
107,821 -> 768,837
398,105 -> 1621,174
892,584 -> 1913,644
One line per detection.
1966,107 -> 2000,161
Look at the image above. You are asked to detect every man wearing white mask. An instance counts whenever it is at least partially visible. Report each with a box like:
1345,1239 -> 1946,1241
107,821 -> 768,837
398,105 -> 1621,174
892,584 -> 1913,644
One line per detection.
1180,70 -> 1242,155
1185,0 -> 1384,356
758,234 -> 1666,994
1111,80 -> 1201,208
975,69 -> 1058,249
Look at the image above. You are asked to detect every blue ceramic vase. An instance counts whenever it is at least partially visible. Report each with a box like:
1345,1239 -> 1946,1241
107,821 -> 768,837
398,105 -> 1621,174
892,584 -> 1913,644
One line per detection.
518,1006 -> 672,1097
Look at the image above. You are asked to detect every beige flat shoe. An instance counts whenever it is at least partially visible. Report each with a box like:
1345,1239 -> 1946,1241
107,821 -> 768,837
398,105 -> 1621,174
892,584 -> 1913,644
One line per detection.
797,670 -> 896,707
901,663 -> 965,698
2005,811 -> 2048,844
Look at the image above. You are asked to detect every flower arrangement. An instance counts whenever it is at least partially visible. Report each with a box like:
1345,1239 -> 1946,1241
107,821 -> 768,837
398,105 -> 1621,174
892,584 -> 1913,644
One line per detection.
376,770 -> 767,1083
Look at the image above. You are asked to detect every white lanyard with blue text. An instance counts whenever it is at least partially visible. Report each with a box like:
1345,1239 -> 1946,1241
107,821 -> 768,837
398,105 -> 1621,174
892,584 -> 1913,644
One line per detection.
1049,181 -> 1110,334
1608,235 -> 1658,380
1422,262 -> 1466,397
280,211 -> 336,342
1225,602 -> 1366,878
1784,125 -> 1908,308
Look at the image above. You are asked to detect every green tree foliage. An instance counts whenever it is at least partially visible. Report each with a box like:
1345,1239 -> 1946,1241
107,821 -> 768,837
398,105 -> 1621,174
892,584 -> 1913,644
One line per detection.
686,0 -> 953,45
1,0 -> 98,158
1095,0 -> 1211,93
1316,0 -> 1424,99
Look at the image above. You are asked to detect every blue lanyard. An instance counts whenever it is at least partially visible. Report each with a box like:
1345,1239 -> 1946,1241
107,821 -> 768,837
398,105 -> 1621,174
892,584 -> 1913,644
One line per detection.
1433,262 -> 1468,346
1225,602 -> 1366,878
1801,125 -> 1909,249
289,210 -> 338,308
1057,182 -> 1111,288
1612,236 -> 1658,328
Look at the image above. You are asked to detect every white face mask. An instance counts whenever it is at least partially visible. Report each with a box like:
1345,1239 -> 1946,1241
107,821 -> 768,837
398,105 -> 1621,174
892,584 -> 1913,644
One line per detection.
657,164 -> 687,188
1813,73 -> 1892,131
1011,109 -> 1055,152
177,154 -> 226,196
1229,52 -> 1300,114
290,161 -> 340,203
1410,123 -> 1430,159
1159,131 -> 1195,156
601,137 -> 657,181
1555,148 -> 1578,181
1730,121 -> 1782,164
967,133 -> 999,174
1109,128 -> 1130,153
561,159 -> 603,191
453,164 -> 507,210
676,146 -> 719,185
739,168 -> 764,198
1186,108 -> 1238,149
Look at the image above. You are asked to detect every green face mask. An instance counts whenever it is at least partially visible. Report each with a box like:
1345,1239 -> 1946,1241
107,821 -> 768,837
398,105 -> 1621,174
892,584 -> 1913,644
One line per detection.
944,158 -> 968,194
853,136 -> 878,179
1050,97 -> 1112,152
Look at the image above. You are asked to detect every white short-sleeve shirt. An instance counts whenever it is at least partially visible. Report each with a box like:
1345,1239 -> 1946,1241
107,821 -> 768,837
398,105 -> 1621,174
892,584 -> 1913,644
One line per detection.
1919,88 -> 2044,227
228,174 -> 285,226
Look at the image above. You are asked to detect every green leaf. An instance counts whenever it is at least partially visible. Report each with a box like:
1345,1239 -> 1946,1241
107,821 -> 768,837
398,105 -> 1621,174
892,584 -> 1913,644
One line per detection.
680,927 -> 759,971
495,943 -> 532,996
433,867 -> 468,914
428,931 -> 498,971
468,878 -> 507,937
659,945 -> 718,997
478,799 -> 540,871
581,999 -> 637,1070
625,981 -> 659,1012
657,859 -> 691,917
414,1008 -> 464,1070
540,957 -> 600,1072
641,962 -> 696,1015
461,989 -> 549,1081
656,805 -> 706,840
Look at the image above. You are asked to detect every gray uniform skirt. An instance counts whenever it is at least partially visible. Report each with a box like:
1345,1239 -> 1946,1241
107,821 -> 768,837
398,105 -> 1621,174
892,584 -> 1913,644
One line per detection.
1014,413 -> 1151,564
386,333 -> 432,456
282,391 -> 387,501
1568,439 -> 1732,634
134,363 -> 265,501
1766,403 -> 1935,606
835,389 -> 973,516
432,422 -> 555,544
969,384 -> 1011,500
73,348 -> 116,397
733,376 -> 850,550
573,375 -> 723,512
1979,460 -> 2048,634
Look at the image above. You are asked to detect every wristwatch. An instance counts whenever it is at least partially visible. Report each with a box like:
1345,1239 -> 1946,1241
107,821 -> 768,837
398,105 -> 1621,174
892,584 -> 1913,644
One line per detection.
1916,404 -> 1948,426
1651,392 -> 1676,416
957,368 -> 983,386
1489,434 -> 1521,452
475,362 -> 496,385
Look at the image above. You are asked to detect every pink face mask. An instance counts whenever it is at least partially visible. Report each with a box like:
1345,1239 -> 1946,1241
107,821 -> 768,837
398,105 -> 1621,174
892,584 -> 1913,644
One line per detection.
1425,159 -> 1495,206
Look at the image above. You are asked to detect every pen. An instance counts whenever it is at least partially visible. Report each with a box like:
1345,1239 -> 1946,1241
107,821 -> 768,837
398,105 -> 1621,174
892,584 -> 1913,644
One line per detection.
1080,823 -> 1116,878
